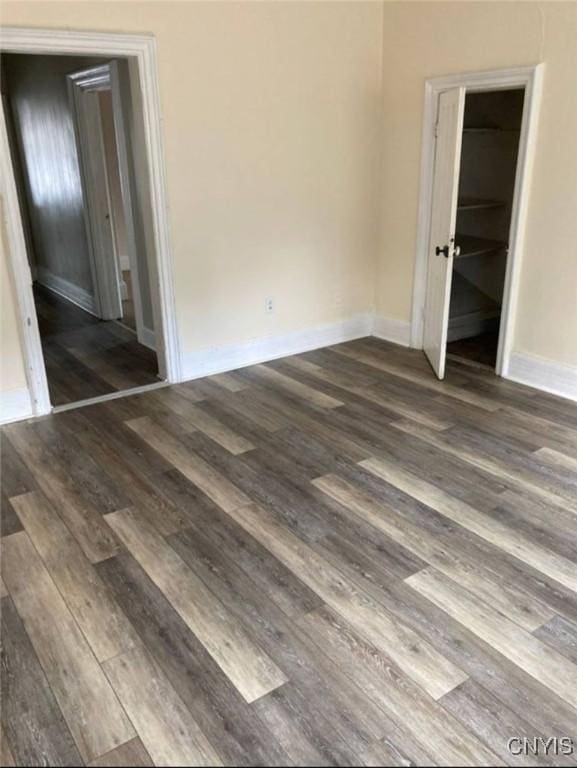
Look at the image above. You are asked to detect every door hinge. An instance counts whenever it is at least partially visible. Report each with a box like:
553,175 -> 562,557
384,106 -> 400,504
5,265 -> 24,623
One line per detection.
433,122 -> 439,139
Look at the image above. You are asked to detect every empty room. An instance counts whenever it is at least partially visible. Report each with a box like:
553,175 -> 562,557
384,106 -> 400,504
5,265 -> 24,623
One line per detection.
0,2 -> 576,767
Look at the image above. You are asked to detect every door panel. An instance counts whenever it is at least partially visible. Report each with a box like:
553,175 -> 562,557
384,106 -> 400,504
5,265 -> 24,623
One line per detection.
69,68 -> 123,321
423,87 -> 465,379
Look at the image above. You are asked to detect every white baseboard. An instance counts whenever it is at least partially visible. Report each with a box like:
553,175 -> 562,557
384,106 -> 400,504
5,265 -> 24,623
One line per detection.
139,326 -> 156,351
37,267 -> 98,316
180,313 -> 373,381
372,314 -> 411,347
507,351 -> 577,402
0,387 -> 33,425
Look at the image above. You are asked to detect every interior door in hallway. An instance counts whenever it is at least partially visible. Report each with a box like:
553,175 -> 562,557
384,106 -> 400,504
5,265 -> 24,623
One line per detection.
69,65 -> 123,321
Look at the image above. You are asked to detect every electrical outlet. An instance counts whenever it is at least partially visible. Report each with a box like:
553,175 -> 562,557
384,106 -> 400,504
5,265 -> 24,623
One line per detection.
265,297 -> 274,314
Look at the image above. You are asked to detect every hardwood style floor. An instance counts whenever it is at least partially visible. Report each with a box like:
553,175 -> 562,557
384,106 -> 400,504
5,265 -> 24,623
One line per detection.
34,285 -> 159,406
2,338 -> 577,767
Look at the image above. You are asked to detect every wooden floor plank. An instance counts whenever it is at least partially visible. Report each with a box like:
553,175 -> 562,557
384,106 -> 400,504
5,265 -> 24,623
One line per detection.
0,726 -> 16,768
159,469 -> 322,619
406,568 -> 577,711
361,456 -> 577,592
1,595 -> 82,767
87,737 -> 153,767
169,526 -> 391,762
313,473 -> 555,631
247,363 -> 344,409
4,423 -> 121,563
533,615 -> 577,665
105,507 -> 287,703
393,419 -> 577,513
332,343 -> 501,411
220,501 -> 468,699
282,354 -> 454,430
1,532 -> 134,763
96,551 -> 292,766
298,606 -> 499,766
439,679 -> 574,768
125,417 -> 251,512
103,646 -> 222,767
11,491 -> 139,662
2,337 -> 577,767
160,392 -> 255,455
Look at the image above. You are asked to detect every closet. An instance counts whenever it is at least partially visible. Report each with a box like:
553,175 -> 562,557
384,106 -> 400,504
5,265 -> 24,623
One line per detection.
447,89 -> 524,368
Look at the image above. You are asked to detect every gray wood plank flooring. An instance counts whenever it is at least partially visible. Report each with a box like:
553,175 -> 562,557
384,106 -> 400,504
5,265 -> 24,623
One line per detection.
1,338 -> 576,766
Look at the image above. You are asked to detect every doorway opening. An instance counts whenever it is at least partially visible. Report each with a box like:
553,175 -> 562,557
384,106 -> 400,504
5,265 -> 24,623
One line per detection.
413,65 -> 543,381
2,50 -> 165,408
446,88 -> 524,370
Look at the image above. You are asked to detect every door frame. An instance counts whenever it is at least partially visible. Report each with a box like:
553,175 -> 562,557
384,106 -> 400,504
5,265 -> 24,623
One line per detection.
411,64 -> 544,376
0,26 -> 182,417
68,61 -> 149,342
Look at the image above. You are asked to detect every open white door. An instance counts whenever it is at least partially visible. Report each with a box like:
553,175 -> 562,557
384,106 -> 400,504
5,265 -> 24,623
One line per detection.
423,86 -> 465,379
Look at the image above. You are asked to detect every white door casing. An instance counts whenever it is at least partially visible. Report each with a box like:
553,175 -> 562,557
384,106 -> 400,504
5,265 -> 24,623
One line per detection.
107,60 -> 149,348
411,65 -> 544,381
423,86 -> 465,379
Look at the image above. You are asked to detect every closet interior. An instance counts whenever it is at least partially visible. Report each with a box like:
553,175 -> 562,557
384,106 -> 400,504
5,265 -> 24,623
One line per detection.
447,88 -> 524,368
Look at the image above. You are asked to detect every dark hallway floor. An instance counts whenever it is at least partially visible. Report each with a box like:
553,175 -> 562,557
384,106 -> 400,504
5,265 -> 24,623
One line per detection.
34,285 -> 159,406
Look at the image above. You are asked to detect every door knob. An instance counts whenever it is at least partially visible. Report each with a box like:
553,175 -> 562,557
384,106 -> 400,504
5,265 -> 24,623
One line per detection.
435,245 -> 449,257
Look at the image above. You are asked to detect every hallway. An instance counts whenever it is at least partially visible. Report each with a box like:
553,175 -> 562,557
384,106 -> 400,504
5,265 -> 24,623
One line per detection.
35,286 -> 159,406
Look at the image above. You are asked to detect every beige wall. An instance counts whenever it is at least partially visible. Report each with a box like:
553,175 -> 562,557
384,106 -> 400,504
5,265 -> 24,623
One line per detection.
1,0 -> 382,384
1,1 -> 576,406
378,1 -> 577,367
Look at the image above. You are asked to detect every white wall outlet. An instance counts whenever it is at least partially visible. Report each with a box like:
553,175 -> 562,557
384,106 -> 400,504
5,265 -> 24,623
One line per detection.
265,297 -> 274,314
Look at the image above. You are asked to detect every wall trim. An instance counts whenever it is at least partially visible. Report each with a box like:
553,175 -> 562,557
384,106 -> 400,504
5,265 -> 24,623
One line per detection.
3,318 -> 576,422
372,315 -> 411,347
37,267 -> 98,316
139,326 -> 156,351
506,352 -> 577,403
0,387 -> 33,425
180,314 -> 373,381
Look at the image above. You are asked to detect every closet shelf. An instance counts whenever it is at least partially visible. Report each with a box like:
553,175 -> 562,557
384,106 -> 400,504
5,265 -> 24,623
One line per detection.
457,197 -> 506,211
463,127 -> 521,133
455,233 -> 507,259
